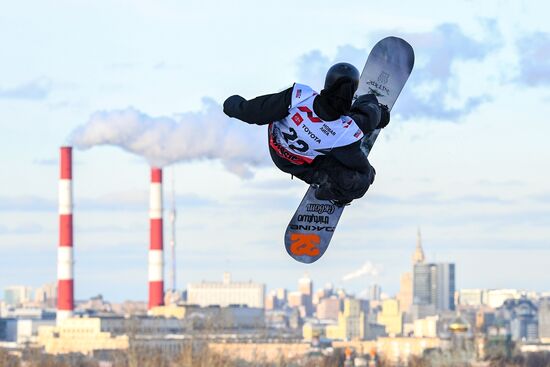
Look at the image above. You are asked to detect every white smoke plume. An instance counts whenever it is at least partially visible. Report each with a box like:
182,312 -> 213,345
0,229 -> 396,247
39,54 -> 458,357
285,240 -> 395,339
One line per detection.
69,98 -> 270,178
341,261 -> 381,282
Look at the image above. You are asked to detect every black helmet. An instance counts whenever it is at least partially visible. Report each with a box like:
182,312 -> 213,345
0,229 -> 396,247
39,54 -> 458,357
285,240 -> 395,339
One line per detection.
324,62 -> 360,91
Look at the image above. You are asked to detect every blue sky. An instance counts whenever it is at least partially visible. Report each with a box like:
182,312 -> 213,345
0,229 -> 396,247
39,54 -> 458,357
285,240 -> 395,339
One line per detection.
1,0 -> 550,302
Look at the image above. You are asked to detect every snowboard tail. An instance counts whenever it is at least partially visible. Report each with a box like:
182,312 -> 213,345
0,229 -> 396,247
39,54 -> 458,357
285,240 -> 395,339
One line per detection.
284,185 -> 344,263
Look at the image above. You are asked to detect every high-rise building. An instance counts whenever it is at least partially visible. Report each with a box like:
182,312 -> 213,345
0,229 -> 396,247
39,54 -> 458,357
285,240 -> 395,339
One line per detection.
287,291 -> 305,309
413,263 -> 455,312
413,263 -> 433,305
288,291 -> 307,317
412,229 -> 431,306
377,299 -> 403,336
368,284 -> 381,301
313,288 -> 327,306
298,274 -> 313,296
397,272 -> 413,313
316,297 -> 340,321
265,291 -> 277,311
3,286 -> 33,307
275,288 -> 287,306
326,298 -> 366,341
539,298 -> 550,341
187,273 -> 265,308
434,263 -> 455,311
411,230 -> 455,312
34,283 -> 58,305
298,274 -> 313,316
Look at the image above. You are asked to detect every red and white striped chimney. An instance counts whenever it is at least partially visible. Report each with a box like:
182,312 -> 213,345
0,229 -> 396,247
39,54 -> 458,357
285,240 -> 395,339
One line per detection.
58,146 -> 74,321
148,167 -> 164,309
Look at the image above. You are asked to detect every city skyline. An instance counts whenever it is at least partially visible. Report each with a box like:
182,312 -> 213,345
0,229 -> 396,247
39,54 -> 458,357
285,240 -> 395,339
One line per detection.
3,242 -> 549,308
1,1 -> 550,302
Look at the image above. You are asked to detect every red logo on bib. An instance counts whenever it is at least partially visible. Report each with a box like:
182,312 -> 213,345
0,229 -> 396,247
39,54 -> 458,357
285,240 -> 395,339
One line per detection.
297,106 -> 322,123
291,113 -> 304,126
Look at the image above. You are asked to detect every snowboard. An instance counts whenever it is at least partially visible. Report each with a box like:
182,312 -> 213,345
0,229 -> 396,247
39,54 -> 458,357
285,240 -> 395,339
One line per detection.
284,36 -> 415,264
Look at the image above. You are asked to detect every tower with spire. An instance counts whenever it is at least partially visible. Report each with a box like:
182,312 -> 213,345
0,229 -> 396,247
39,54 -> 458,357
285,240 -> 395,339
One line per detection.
411,228 -> 456,314
397,228 -> 425,315
413,228 -> 425,264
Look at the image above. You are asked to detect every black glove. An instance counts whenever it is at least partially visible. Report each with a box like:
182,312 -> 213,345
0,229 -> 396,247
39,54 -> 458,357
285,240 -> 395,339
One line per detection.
349,94 -> 383,133
377,104 -> 390,129
223,95 -> 246,118
351,94 -> 379,112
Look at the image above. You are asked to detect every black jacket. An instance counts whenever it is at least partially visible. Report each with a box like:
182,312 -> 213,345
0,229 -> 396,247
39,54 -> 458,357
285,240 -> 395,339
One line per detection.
223,85 -> 382,172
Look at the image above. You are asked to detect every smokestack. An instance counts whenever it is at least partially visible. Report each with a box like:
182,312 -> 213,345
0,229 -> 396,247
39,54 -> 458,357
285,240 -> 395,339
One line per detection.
148,167 -> 164,309
58,147 -> 74,321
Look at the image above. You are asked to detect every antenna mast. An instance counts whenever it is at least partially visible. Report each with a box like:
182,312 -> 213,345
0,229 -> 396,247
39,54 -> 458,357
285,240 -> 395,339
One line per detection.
168,167 -> 177,294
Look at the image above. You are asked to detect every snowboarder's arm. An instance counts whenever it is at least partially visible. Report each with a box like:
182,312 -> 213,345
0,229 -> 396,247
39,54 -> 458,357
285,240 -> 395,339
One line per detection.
349,94 -> 390,132
223,87 -> 293,125
327,94 -> 392,173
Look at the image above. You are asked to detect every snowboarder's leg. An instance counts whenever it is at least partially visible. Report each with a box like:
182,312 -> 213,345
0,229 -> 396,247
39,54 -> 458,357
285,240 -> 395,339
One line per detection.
269,147 -> 375,204
269,147 -> 318,183
313,156 -> 375,204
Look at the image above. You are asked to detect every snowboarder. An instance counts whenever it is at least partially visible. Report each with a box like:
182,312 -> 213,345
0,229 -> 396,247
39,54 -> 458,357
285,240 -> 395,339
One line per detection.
223,62 -> 390,205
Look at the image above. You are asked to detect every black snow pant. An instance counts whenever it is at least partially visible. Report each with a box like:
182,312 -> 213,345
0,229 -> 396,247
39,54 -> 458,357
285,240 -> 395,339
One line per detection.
269,146 -> 375,203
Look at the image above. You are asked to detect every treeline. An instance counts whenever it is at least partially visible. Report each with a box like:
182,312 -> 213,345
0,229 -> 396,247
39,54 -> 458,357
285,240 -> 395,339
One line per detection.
0,346 -> 340,367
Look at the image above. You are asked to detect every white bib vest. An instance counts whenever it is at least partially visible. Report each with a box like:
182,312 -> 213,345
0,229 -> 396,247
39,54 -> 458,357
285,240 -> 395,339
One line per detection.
269,84 -> 364,165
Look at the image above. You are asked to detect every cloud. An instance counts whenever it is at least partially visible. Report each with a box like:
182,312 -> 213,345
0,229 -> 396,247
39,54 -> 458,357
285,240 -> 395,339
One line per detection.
296,22 -> 500,121
528,193 -> 550,207
106,62 -> 136,70
476,179 -> 524,188
407,22 -> 497,80
515,32 -> 550,86
32,158 -> 57,166
388,21 -> 501,120
48,97 -> 87,111
154,61 -> 183,70
296,45 -> 366,90
0,78 -> 52,100
78,191 -> 214,211
33,157 -> 85,167
0,223 -> 44,235
0,192 -> 212,213
341,261 -> 381,282
0,196 -> 56,212
367,192 -> 512,206
296,50 -> 331,88
69,98 -> 270,178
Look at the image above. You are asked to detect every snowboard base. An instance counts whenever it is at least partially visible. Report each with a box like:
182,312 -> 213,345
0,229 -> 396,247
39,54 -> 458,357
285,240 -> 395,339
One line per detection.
284,185 -> 345,264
